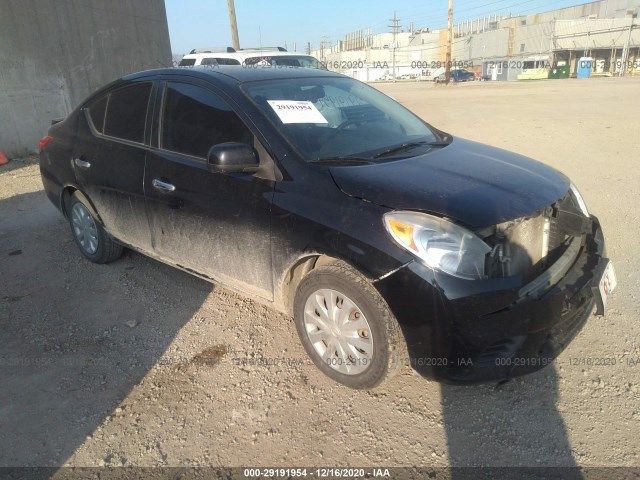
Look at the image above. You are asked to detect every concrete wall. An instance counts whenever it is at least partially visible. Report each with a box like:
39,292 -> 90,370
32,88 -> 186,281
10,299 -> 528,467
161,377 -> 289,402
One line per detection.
0,0 -> 172,154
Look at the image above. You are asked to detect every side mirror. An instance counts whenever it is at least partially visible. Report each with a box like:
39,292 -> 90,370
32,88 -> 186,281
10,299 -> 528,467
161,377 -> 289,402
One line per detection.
207,142 -> 260,173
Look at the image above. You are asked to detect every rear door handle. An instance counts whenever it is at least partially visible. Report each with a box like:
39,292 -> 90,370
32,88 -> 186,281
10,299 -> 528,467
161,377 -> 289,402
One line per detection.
74,158 -> 91,168
152,178 -> 176,192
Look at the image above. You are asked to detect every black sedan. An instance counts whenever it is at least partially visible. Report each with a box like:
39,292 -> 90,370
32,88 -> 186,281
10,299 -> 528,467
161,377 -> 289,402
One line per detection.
39,66 -> 616,389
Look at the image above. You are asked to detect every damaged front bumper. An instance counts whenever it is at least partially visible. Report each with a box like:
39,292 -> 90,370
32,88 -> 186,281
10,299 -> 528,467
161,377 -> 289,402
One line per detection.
374,216 -> 608,384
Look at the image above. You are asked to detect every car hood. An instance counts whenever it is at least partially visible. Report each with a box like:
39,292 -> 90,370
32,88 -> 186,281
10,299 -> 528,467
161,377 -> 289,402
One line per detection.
329,137 -> 569,227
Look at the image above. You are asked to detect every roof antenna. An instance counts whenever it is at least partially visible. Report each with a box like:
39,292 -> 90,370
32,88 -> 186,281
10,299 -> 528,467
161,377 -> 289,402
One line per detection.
259,25 -> 263,55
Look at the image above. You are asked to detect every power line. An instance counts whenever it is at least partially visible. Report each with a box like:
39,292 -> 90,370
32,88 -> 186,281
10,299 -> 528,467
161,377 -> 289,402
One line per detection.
413,0 -> 576,24
392,15 -> 627,54
338,0 -> 586,38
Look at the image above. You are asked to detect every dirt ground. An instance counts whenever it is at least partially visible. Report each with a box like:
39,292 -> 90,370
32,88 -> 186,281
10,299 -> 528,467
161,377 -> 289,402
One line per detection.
1,77 -> 639,473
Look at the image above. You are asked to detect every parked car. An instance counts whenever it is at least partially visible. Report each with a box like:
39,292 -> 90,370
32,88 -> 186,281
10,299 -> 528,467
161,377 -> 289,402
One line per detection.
434,69 -> 476,83
39,66 -> 616,389
178,46 -> 325,69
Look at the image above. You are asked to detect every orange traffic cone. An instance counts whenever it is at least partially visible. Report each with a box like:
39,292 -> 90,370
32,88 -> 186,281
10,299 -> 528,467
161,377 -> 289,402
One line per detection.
0,149 -> 8,166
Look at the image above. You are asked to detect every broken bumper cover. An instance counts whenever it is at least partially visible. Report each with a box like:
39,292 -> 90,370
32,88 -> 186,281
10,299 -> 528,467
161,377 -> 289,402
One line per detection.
374,216 -> 606,384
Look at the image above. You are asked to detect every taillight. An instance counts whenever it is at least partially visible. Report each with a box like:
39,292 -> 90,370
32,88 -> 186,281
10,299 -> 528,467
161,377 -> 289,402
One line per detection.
39,135 -> 53,151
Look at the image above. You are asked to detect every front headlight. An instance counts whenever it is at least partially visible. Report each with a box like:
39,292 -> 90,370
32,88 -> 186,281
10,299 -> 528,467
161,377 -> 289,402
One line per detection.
569,183 -> 589,217
383,211 -> 491,280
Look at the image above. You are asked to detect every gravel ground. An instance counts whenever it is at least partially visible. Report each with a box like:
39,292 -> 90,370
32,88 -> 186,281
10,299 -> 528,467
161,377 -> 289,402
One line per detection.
1,77 -> 639,473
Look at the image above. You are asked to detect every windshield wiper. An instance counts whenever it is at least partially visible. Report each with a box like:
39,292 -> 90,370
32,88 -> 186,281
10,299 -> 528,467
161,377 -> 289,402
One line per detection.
309,156 -> 374,165
310,140 -> 451,164
372,140 -> 450,159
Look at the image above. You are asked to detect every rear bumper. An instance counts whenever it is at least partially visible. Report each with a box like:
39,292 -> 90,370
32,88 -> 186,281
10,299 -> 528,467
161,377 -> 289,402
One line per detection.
374,216 -> 606,384
39,151 -> 65,215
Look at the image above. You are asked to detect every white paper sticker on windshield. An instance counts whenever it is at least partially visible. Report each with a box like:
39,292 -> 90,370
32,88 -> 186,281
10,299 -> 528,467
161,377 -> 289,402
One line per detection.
267,100 -> 328,124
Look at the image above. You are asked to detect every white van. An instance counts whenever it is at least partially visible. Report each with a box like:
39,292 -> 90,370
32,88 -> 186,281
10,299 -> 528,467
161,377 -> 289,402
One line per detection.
178,47 -> 325,69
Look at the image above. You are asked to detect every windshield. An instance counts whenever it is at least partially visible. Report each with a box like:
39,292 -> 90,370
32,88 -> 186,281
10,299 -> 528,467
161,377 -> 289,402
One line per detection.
244,55 -> 325,69
242,77 -> 441,162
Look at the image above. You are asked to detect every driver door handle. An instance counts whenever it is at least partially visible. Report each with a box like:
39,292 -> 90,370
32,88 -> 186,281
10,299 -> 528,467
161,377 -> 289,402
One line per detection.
152,178 -> 176,192
74,158 -> 91,168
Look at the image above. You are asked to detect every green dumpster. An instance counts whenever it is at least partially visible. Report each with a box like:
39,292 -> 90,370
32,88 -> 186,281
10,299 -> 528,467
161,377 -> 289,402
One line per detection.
549,65 -> 570,79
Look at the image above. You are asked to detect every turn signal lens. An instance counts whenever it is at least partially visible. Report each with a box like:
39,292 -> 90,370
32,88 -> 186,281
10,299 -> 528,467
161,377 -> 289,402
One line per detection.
387,219 -> 416,250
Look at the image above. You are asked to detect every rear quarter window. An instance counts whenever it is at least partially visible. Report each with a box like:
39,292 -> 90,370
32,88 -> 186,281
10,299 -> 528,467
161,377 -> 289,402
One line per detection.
179,58 -> 196,66
214,57 -> 241,65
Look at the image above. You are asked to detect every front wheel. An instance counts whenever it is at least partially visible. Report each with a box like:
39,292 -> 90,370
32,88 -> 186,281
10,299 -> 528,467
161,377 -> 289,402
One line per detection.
68,194 -> 123,264
293,263 -> 405,389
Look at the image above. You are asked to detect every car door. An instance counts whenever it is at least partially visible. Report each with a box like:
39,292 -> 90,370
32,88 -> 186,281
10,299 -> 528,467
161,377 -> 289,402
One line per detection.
144,80 -> 275,300
72,81 -> 155,251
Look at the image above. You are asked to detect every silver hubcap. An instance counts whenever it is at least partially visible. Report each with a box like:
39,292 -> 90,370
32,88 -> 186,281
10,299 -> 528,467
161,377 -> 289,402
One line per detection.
71,203 -> 98,254
303,289 -> 373,375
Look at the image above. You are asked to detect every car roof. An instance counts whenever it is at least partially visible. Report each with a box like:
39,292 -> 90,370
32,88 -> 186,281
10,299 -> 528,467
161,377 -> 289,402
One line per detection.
124,66 -> 344,85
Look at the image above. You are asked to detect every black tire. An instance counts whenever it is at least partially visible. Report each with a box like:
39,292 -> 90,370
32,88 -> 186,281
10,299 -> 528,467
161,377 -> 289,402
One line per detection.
68,193 -> 123,264
293,263 -> 405,389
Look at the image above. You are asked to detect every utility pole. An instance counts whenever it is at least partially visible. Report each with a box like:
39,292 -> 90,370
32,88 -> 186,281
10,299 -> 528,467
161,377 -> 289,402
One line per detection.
320,37 -> 324,60
619,13 -> 636,77
227,0 -> 240,50
388,11 -> 400,82
445,0 -> 454,84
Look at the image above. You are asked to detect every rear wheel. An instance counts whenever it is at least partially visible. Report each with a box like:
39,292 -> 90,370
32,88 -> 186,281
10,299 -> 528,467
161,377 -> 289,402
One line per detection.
293,263 -> 405,389
68,194 -> 123,264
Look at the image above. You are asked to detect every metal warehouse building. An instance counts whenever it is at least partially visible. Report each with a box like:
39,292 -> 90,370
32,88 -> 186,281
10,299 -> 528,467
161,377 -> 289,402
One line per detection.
314,0 -> 640,82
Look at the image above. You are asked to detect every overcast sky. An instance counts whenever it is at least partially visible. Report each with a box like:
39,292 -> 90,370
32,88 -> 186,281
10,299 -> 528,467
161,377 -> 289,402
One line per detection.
165,0 -> 588,54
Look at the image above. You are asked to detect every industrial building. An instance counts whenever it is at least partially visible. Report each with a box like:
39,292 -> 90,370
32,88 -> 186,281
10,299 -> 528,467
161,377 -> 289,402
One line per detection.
313,0 -> 640,82
0,0 -> 172,154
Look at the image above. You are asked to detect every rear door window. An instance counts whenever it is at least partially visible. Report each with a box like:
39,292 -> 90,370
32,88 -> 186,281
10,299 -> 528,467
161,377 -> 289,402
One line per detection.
103,83 -> 152,143
178,58 -> 196,66
161,82 -> 253,158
